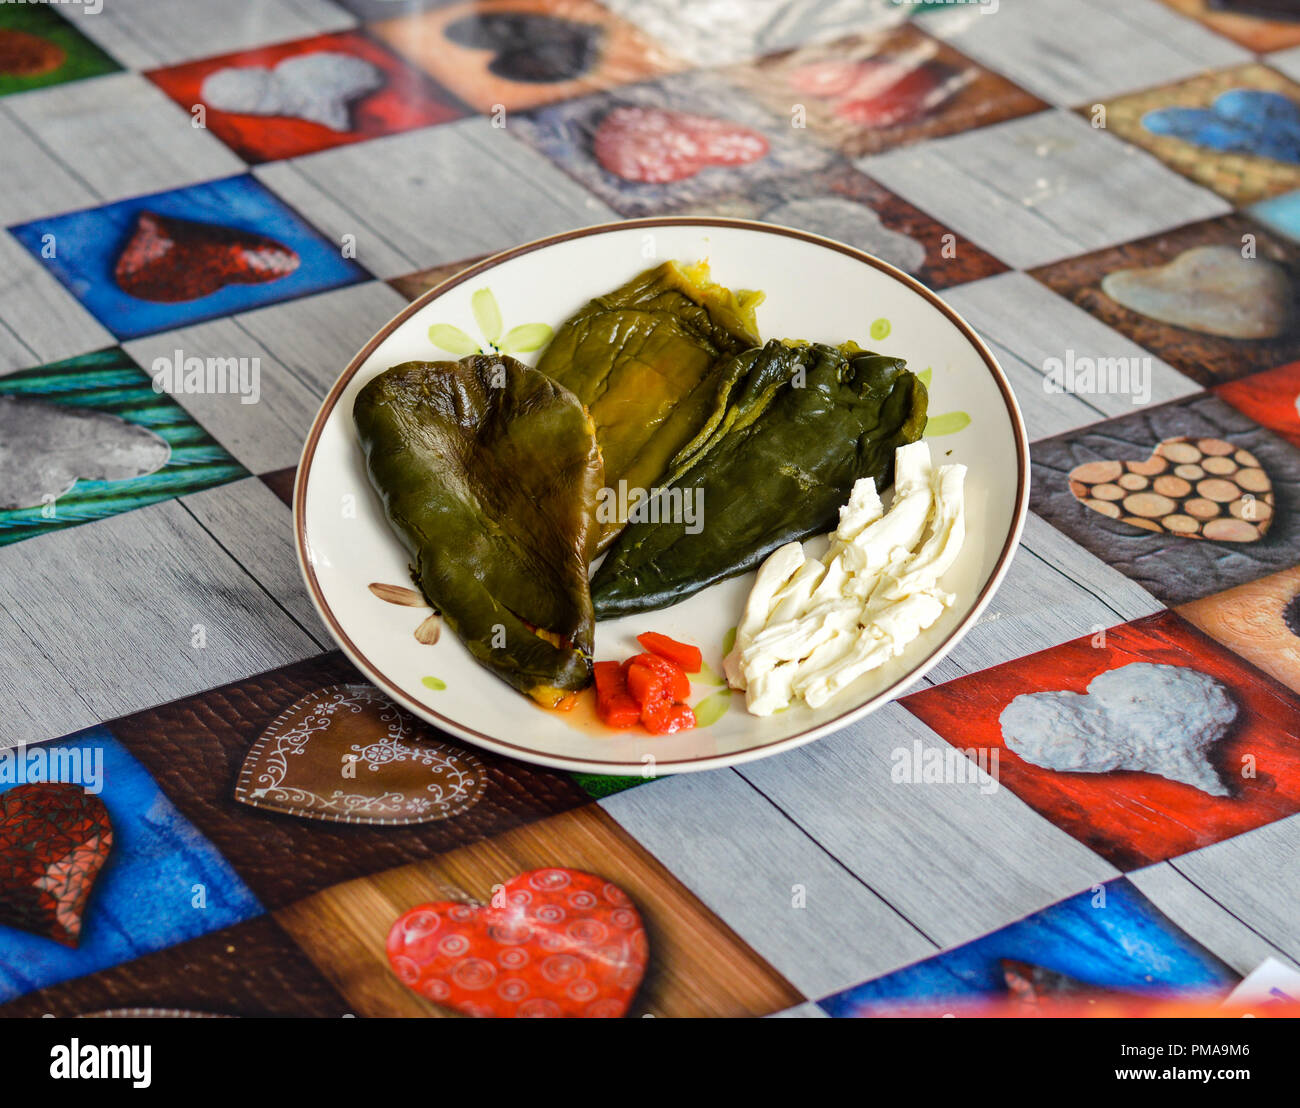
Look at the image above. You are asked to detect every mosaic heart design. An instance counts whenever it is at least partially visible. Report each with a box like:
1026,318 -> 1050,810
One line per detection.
200,51 -> 385,132
594,106 -> 769,184
787,56 -> 959,128
0,29 -> 65,77
234,684 -> 484,825
0,782 -> 113,948
1101,245 -> 1293,340
114,211 -> 300,303
1143,89 -> 1300,166
1069,436 -> 1274,542
387,868 -> 649,1017
444,13 -> 602,84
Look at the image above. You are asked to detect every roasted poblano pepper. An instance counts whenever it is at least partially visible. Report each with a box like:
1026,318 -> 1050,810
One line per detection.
590,340 -> 928,618
354,356 -> 603,706
536,260 -> 764,550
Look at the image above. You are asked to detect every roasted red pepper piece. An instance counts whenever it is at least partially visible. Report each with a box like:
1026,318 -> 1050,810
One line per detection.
636,631 -> 703,673
641,699 -> 697,734
598,647 -> 696,735
624,661 -> 665,708
623,653 -> 690,702
593,660 -> 641,729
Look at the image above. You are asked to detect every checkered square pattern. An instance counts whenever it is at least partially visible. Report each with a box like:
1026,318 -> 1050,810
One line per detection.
1,0 -> 1297,1019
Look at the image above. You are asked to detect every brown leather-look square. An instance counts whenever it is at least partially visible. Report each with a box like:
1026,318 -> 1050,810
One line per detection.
0,916 -> 349,1018
105,652 -> 595,908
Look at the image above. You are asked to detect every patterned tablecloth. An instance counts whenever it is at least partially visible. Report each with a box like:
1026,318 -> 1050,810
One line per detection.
1,0 -> 1298,1019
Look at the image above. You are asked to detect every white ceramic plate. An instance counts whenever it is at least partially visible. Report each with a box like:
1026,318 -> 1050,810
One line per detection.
295,218 -> 1028,774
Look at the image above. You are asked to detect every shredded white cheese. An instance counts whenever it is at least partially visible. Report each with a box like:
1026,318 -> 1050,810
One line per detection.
725,441 -> 966,716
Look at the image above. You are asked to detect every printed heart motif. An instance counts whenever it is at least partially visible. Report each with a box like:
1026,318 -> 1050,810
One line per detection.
1101,244 -> 1293,339
1069,436 -> 1274,542
1143,88 -> 1300,165
114,211 -> 300,303
0,782 -> 113,948
999,662 -> 1236,796
234,684 -> 484,825
0,395 -> 170,510
444,13 -> 602,84
0,29 -> 65,77
200,51 -> 385,132
594,106 -> 770,184
786,56 -> 960,128
387,868 -> 649,1017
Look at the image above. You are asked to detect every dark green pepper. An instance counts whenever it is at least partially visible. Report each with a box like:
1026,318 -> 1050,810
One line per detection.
590,340 -> 928,618
354,356 -> 603,705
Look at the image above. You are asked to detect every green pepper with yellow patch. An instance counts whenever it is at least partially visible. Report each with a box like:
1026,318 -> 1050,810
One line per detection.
537,260 -> 763,550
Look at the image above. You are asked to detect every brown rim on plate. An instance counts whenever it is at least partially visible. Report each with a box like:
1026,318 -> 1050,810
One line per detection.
293,217 -> 1030,773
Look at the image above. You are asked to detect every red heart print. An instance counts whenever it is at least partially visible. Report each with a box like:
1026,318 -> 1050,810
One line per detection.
387,867 -> 649,1017
593,105 -> 769,184
114,210 -> 301,303
0,29 -> 66,77
0,783 -> 113,948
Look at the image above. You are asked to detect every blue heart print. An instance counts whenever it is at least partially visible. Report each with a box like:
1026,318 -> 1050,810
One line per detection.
1142,89 -> 1300,165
